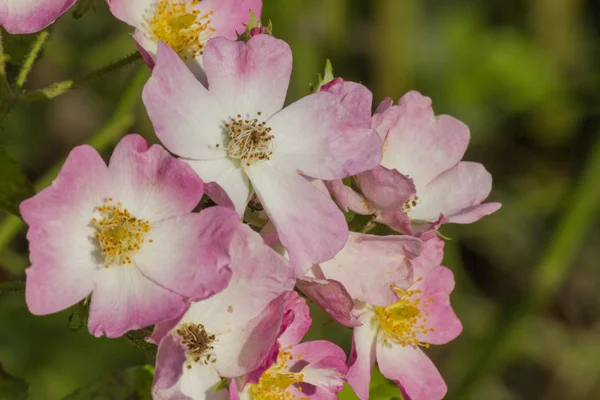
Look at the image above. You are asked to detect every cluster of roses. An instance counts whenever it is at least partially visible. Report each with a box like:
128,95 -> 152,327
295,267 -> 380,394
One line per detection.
3,0 -> 501,399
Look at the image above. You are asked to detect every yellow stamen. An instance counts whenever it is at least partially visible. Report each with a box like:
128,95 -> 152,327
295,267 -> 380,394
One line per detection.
247,346 -> 308,400
374,282 -> 435,348
92,198 -> 151,267
146,0 -> 215,60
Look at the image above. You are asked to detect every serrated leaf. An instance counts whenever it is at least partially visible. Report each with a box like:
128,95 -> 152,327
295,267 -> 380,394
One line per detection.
62,365 -> 154,400
0,148 -> 34,216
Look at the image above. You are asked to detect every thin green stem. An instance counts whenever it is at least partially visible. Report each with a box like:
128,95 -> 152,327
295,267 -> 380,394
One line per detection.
18,52 -> 142,103
14,31 -> 50,93
449,131 -> 600,399
0,67 -> 148,254
0,29 -> 12,97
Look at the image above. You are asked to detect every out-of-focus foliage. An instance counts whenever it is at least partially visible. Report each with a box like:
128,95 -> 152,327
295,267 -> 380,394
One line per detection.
1,0 -> 600,399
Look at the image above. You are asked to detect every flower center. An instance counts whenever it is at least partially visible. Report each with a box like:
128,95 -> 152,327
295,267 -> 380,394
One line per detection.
224,113 -> 275,167
146,0 -> 215,60
402,195 -> 420,215
247,345 -> 307,400
92,198 -> 151,268
373,283 -> 434,347
176,323 -> 217,368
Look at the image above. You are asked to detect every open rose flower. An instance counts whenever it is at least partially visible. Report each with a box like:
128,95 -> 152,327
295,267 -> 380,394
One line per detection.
143,34 -> 382,272
347,266 -> 462,400
107,0 -> 262,79
327,90 -> 501,236
151,224 -> 296,399
0,0 -> 77,33
230,291 -> 348,400
21,134 -> 239,338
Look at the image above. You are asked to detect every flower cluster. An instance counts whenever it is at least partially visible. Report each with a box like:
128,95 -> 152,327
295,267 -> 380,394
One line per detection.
9,1 -> 501,399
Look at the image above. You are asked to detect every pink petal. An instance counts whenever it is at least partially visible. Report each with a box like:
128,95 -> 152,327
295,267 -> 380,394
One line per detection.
411,236 -> 445,279
203,35 -> 292,119
376,343 -> 447,400
108,134 -> 205,221
448,202 -> 502,224
290,341 -> 348,391
372,97 -> 400,141
22,145 -> 109,315
413,267 -> 462,345
211,293 -> 288,377
324,179 -> 375,215
381,91 -> 470,189
203,0 -> 262,40
0,0 -> 76,34
410,161 -> 499,223
347,313 -> 378,400
319,232 -> 420,306
278,291 -> 312,347
186,158 -> 250,216
153,334 -> 227,400
245,164 -> 348,274
296,277 -> 360,327
357,166 -> 416,212
152,334 -> 189,399
88,266 -> 186,338
143,42 -> 228,160
106,0 -> 152,28
181,224 -> 295,332
269,82 -> 382,180
135,206 -> 239,300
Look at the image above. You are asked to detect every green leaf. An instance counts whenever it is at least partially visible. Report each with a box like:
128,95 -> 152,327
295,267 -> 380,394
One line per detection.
0,148 -> 34,216
310,59 -> 336,93
213,378 -> 230,392
62,365 -> 154,400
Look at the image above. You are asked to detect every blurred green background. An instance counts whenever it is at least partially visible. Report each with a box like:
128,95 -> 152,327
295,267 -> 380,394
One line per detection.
1,0 -> 600,399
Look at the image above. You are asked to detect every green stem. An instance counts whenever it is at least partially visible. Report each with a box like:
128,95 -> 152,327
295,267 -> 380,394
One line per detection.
0,67 -> 148,254
449,131 -> 600,399
0,30 -> 12,96
14,31 -> 50,93
19,52 -> 142,103
0,281 -> 25,296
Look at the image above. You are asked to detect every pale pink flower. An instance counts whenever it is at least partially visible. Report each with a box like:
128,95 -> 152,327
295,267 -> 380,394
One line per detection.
347,266 -> 462,400
107,0 -> 262,79
21,134 -> 239,338
143,35 -> 382,272
230,291 -> 348,400
0,0 -> 77,33
151,224 -> 296,399
327,90 -> 501,235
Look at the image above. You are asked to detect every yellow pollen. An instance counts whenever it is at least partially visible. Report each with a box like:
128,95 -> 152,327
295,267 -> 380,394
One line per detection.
224,113 -> 275,167
402,195 -> 420,214
92,199 -> 151,267
146,0 -> 215,60
247,347 -> 308,400
374,283 -> 435,348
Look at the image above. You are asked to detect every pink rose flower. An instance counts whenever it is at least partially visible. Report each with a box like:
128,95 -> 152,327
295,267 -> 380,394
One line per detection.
21,134 -> 240,338
347,266 -> 462,400
142,34 -> 382,273
107,0 -> 262,79
327,91 -> 501,236
151,224 -> 296,399
0,0 -> 77,33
